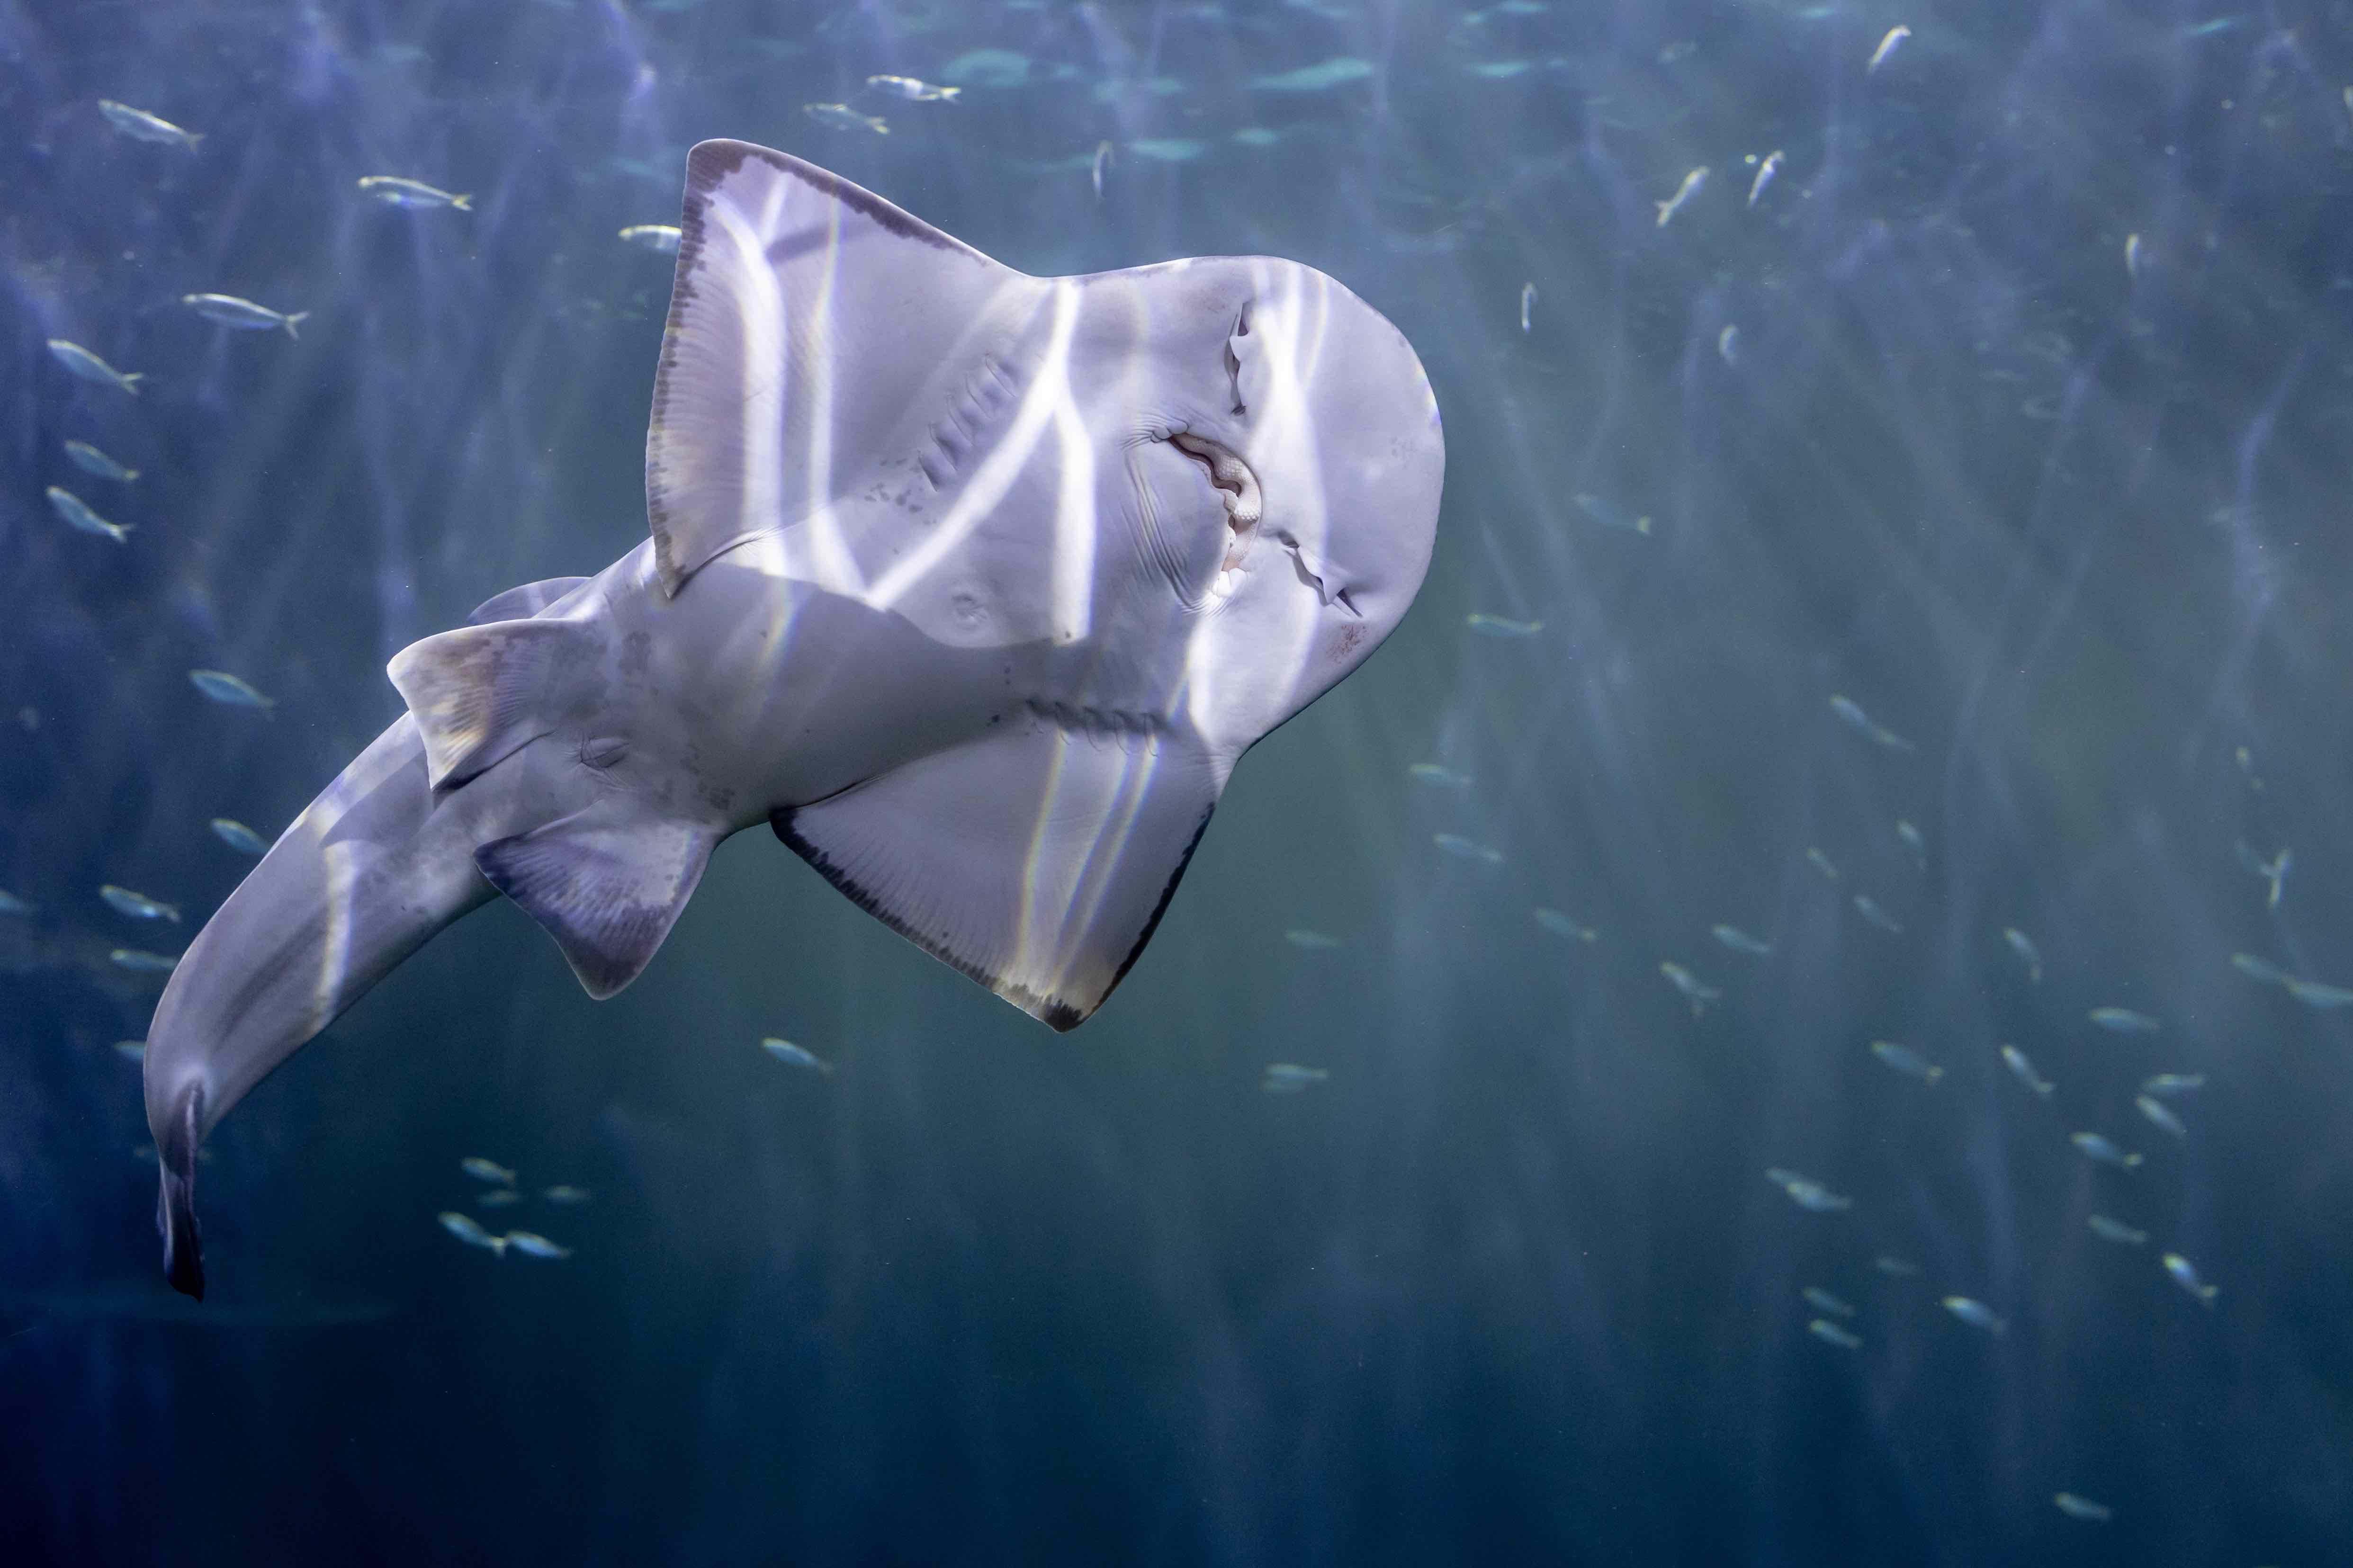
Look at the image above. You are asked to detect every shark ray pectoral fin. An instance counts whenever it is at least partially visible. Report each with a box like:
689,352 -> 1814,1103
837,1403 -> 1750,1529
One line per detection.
386,618 -> 595,791
476,805 -> 718,1000
647,139 -> 1026,596
467,576 -> 592,626
775,716 -> 1224,1030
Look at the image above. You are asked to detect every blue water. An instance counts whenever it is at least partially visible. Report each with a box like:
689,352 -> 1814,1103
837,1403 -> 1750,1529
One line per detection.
7,1 -> 2353,1561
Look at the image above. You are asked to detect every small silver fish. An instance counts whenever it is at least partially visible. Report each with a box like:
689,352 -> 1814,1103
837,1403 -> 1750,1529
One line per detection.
542,1185 -> 592,1204
2124,232 -> 2144,279
1465,611 -> 1542,636
759,1036 -> 835,1074
866,74 -> 961,101
99,884 -> 179,923
2088,1006 -> 2158,1034
0,890 -> 31,915
181,293 -> 308,338
1805,847 -> 1840,881
1712,924 -> 1773,957
46,486 -> 133,543
1941,1296 -> 2006,1335
1434,833 -> 1504,865
1573,493 -> 1652,536
1999,1045 -> 2054,1096
46,340 -> 144,395
2087,1215 -> 2146,1245
2162,1252 -> 2217,1306
1774,1176 -> 1852,1214
2287,977 -> 2353,1009
1747,149 -> 1783,207
504,1230 -> 572,1259
1518,281 -> 1535,333
1407,762 -> 1472,788
2135,1096 -> 2187,1139
1532,908 -> 1597,942
1867,24 -> 1910,72
1895,820 -> 1926,867
1654,165 -> 1707,227
1869,1040 -> 1942,1084
2140,1073 -> 2204,1097
1802,1286 -> 1854,1317
2072,1132 -> 2142,1169
1873,1255 -> 1921,1277
358,176 -> 472,210
2235,744 -> 2262,789
63,440 -> 138,482
618,224 -> 683,253
1091,139 -> 1114,199
2229,952 -> 2288,985
2052,1493 -> 2112,1523
99,99 -> 202,150
1716,324 -> 1739,364
1262,1063 -> 1329,1093
476,1189 -> 522,1208
2236,842 -> 2290,908
1852,895 -> 1903,934
112,1039 -> 147,1063
438,1212 -> 506,1253
1808,1318 -> 1862,1350
1827,693 -> 1874,735
461,1156 -> 516,1185
189,670 -> 275,711
804,102 -> 889,134
1660,961 -> 1721,1017
109,948 -> 179,973
210,818 -> 269,856
1284,929 -> 1342,950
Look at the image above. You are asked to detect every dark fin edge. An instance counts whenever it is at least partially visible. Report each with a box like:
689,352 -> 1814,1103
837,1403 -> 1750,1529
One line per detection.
771,801 -> 1213,1033
157,1083 -> 206,1300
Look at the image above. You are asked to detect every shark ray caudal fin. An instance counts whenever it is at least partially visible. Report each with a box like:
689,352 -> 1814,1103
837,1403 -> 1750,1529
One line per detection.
645,139 -> 1028,595
775,710 -> 1225,1030
475,802 -> 717,1000
144,714 -> 502,1298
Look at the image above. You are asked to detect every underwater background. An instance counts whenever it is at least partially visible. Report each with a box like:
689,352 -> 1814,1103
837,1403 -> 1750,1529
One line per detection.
6,0 -> 2353,1561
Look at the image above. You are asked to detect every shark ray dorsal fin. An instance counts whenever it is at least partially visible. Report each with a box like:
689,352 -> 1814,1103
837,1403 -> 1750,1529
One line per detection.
467,576 -> 591,625
476,805 -> 717,1000
386,619 -> 593,792
775,713 -> 1223,1030
646,139 -> 1026,596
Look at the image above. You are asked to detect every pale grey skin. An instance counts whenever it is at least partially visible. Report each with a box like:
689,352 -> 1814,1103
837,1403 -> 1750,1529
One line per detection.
145,141 -> 1444,1297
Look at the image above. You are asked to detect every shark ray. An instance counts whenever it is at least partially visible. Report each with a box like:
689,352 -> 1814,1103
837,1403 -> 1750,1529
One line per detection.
143,140 -> 1444,1298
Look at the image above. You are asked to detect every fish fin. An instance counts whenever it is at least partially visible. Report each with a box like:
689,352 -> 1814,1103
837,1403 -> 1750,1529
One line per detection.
774,715 -> 1225,1030
386,618 -> 593,791
466,576 -> 593,626
282,311 -> 308,339
156,1082 -> 205,1300
647,139 -> 1023,595
476,803 -> 717,1000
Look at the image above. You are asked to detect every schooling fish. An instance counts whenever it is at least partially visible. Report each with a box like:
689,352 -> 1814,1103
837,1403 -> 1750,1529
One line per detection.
100,885 -> 180,923
99,99 -> 202,150
503,1231 -> 572,1260
804,103 -> 889,134
437,1212 -> 505,1253
2088,1006 -> 2159,1034
759,1036 -> 834,1074
1283,929 -> 1342,950
1465,611 -> 1541,636
1802,1286 -> 1854,1317
64,440 -> 138,483
2140,1072 -> 2204,1097
358,176 -> 472,210
1765,1169 -> 1850,1212
2072,1132 -> 2142,1169
1262,1063 -> 1330,1093
1532,908 -> 1597,942
1711,923 -> 1772,956
1807,1318 -> 1861,1350
1867,24 -> 1910,72
2163,1251 -> 2218,1306
1654,166 -> 1707,227
2053,1493 -> 2112,1523
1747,149 -> 1783,207
1941,1296 -> 2006,1335
2086,1215 -> 2146,1245
2000,1044 -> 2054,1096
189,670 -> 274,711
181,294 -> 308,338
46,340 -> 144,395
142,141 -> 1446,1298
2003,927 -> 2042,982
866,74 -> 960,102
2136,1095 -> 2187,1138
1868,1039 -> 1941,1083
210,819 -> 270,856
1434,833 -> 1503,865
460,1157 -> 515,1185
1659,961 -> 1720,1016
46,486 -> 133,543
1851,895 -> 1903,934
